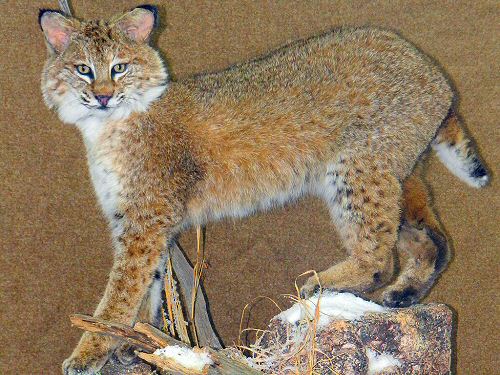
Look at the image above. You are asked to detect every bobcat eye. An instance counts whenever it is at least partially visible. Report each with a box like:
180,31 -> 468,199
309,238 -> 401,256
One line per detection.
75,64 -> 94,79
111,63 -> 128,79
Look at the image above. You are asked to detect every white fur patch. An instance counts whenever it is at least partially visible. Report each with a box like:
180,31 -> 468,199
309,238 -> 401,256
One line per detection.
147,257 -> 167,325
366,349 -> 401,374
432,142 -> 488,188
77,116 -> 123,235
88,153 -> 122,221
148,277 -> 164,323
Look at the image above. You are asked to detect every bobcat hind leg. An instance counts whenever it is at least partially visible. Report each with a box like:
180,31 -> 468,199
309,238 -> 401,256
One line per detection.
301,157 -> 401,297
382,171 -> 450,307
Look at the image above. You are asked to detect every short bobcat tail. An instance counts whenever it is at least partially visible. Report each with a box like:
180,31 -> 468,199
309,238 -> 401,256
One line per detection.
432,112 -> 490,188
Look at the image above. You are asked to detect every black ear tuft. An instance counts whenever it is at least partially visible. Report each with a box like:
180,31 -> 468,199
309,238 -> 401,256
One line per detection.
38,9 -> 65,29
135,5 -> 159,28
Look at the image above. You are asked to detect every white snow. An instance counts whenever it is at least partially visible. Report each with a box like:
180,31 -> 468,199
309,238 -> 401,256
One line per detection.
366,349 -> 401,374
277,291 -> 386,328
154,345 -> 213,372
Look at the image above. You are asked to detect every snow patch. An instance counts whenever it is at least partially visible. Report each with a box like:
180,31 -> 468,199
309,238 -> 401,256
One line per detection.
277,291 -> 386,328
154,345 -> 213,372
366,349 -> 401,374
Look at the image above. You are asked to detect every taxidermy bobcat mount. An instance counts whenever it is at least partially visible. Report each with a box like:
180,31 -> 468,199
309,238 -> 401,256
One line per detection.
39,5 -> 489,374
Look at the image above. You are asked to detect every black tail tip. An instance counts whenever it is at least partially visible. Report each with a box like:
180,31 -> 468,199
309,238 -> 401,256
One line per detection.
471,163 -> 488,179
470,159 -> 490,187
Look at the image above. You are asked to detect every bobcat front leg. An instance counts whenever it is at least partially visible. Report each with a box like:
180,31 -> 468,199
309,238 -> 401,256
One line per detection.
63,215 -> 170,375
114,258 -> 167,365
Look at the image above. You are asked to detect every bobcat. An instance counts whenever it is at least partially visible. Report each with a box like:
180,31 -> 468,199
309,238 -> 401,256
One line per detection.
39,5 -> 489,374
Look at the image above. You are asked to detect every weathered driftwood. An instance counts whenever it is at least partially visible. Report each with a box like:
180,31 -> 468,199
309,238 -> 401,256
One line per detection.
137,352 -> 206,375
70,314 -> 260,375
170,242 -> 222,349
137,349 -> 262,375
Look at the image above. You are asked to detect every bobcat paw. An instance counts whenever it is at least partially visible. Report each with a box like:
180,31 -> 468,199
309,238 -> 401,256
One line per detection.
62,335 -> 113,375
114,342 -> 139,365
300,276 -> 343,299
299,280 -> 322,299
300,275 -> 370,300
62,354 -> 109,375
382,287 -> 420,308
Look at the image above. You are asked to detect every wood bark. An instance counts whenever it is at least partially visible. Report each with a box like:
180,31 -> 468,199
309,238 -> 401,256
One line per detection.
70,314 -> 260,375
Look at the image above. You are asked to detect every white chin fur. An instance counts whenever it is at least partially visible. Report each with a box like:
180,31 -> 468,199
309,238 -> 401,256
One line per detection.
54,84 -> 168,131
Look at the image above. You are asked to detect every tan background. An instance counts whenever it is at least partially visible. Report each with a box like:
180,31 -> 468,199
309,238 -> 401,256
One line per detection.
1,1 -> 498,374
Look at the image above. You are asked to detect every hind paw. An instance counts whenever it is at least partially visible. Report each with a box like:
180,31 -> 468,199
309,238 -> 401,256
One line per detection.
382,287 -> 420,308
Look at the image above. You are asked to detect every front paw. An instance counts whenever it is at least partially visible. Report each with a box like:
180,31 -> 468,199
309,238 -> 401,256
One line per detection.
300,275 -> 366,300
62,333 -> 114,374
62,355 -> 108,375
300,275 -> 323,299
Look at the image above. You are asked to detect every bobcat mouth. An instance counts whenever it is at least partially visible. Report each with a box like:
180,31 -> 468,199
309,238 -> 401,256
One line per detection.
81,102 -> 116,111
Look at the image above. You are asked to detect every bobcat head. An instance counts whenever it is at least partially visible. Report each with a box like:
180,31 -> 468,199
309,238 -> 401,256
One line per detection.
39,5 -> 168,128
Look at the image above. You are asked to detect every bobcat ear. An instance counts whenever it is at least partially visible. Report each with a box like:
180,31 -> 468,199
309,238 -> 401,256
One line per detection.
39,9 -> 75,53
114,5 -> 158,43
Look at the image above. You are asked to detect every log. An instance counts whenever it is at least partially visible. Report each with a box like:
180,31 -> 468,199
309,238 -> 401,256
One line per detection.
137,352 -> 207,375
70,314 -> 260,375
137,347 -> 262,375
207,348 -> 263,375
69,315 -> 158,353
134,322 -> 188,349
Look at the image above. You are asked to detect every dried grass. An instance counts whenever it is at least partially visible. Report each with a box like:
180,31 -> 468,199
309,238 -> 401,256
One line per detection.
236,271 -> 333,375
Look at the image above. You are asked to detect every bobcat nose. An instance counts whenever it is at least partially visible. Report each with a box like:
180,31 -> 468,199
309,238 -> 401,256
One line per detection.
95,95 -> 112,107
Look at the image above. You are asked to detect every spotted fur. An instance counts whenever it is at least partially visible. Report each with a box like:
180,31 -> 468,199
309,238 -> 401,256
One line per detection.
39,6 -> 488,374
